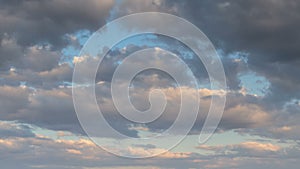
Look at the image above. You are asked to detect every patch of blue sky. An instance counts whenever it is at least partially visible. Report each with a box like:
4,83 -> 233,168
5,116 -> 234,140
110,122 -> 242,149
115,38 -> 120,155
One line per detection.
227,51 -> 249,63
239,72 -> 270,96
218,50 -> 270,96
60,30 -> 92,66
108,33 -> 198,64
61,25 -> 199,67
74,29 -> 91,46
60,46 -> 80,66
112,33 -> 159,48
33,126 -> 79,141
58,81 -> 73,88
106,0 -> 123,22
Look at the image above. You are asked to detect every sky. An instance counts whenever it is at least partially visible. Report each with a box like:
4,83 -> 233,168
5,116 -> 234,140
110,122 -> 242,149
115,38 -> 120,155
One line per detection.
0,0 -> 300,168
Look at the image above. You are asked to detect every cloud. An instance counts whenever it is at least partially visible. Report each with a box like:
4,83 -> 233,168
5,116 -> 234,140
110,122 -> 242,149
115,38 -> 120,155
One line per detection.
0,35 -> 73,89
0,0 -> 114,48
197,141 -> 282,158
0,132 -> 198,169
0,130 -> 299,169
238,141 -> 281,152
124,146 -> 192,159
0,85 -> 31,117
0,121 -> 35,138
166,0 -> 300,107
170,0 -> 300,62
220,104 -> 271,129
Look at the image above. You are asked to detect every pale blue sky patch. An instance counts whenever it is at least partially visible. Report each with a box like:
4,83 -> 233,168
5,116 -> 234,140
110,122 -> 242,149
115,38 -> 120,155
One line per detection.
239,72 -> 270,96
60,30 -> 92,66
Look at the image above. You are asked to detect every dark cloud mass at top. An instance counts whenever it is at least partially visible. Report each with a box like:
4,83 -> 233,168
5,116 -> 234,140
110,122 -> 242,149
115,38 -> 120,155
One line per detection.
0,0 -> 114,48
169,0 -> 300,62
167,0 -> 300,107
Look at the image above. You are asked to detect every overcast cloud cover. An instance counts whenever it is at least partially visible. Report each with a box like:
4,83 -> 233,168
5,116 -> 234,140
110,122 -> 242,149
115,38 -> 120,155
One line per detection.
0,0 -> 300,168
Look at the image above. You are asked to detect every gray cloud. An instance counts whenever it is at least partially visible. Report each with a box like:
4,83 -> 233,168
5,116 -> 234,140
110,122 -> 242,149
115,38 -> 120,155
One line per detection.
169,0 -> 300,62
0,121 -> 35,138
166,0 -> 300,106
0,0 -> 114,48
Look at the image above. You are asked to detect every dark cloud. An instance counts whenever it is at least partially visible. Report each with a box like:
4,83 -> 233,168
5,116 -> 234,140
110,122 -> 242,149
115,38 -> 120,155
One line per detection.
254,59 -> 300,108
0,0 -> 114,48
0,85 -> 139,138
108,0 -> 178,20
169,0 -> 300,62
0,1 -> 182,138
164,0 -> 300,110
0,86 -> 30,117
